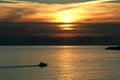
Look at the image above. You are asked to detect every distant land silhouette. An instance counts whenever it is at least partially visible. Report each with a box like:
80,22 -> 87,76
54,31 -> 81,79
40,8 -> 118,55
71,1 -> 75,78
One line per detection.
0,35 -> 120,45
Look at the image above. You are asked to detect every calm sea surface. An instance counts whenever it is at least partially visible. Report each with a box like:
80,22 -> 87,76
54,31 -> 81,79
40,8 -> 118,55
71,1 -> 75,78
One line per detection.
0,46 -> 120,80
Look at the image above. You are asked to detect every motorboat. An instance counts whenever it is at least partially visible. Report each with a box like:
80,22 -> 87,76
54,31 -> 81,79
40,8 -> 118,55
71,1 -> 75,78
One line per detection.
37,62 -> 47,67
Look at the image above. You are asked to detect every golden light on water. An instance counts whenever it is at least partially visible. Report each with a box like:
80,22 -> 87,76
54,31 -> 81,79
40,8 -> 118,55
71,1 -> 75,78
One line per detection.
55,46 -> 105,80
56,46 -> 80,80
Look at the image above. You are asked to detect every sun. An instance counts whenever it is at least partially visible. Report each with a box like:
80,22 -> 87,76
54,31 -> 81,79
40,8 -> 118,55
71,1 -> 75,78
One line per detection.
55,15 -> 78,30
62,16 -> 73,23
55,15 -> 76,23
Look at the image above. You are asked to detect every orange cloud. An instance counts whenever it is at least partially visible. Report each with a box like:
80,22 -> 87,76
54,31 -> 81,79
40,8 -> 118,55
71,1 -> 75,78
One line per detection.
0,1 -> 120,23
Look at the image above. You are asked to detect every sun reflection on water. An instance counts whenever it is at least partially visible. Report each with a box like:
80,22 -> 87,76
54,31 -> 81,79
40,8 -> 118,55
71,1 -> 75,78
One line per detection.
55,46 -> 79,80
54,46 -> 107,80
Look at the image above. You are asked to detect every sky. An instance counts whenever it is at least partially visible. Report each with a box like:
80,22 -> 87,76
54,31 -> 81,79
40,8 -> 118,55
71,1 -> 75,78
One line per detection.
0,0 -> 120,45
0,0 -> 120,23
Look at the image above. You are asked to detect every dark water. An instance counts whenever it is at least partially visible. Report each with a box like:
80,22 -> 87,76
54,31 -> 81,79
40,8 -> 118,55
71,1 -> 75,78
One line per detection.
0,46 -> 120,80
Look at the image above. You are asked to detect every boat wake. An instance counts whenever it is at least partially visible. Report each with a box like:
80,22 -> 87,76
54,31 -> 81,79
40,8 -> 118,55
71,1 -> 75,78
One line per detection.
0,62 -> 48,69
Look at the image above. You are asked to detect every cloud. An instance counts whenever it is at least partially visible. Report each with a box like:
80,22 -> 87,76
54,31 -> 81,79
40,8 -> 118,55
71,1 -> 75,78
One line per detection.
0,1 -> 120,23
0,0 -> 28,3
84,0 -> 118,3
1,0 -> 118,3
0,0 -> 94,4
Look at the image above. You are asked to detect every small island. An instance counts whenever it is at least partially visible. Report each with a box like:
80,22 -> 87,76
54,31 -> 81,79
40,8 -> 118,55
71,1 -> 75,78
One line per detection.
105,46 -> 120,50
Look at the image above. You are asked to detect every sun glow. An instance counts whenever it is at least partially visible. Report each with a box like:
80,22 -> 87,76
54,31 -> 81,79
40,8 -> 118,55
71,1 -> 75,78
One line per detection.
62,16 -> 73,23
59,24 -> 76,30
55,13 -> 77,23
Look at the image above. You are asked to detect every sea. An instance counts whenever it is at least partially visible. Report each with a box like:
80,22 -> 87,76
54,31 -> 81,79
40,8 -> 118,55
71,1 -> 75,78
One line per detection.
0,46 -> 120,80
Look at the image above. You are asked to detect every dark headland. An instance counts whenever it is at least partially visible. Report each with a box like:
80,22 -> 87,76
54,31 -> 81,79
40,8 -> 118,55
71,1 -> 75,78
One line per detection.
105,46 -> 120,50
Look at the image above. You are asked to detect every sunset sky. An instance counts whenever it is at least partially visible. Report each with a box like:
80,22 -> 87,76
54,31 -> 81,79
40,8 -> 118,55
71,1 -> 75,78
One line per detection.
0,0 -> 120,45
